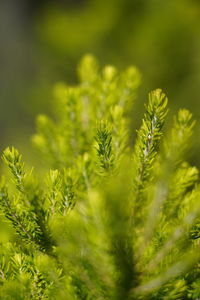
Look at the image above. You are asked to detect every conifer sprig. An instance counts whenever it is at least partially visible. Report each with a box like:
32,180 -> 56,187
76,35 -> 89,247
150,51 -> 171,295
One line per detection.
95,122 -> 114,174
132,89 -> 168,220
2,147 -> 26,193
1,148 -> 55,255
0,182 -> 44,250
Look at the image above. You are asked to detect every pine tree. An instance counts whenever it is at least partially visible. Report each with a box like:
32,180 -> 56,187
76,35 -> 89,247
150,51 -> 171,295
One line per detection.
0,55 -> 200,299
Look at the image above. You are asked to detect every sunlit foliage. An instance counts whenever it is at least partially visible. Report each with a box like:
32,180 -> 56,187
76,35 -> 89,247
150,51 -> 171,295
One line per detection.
0,56 -> 200,299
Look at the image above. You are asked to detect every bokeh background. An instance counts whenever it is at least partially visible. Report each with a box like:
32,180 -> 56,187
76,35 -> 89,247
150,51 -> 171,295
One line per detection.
1,0 -> 200,165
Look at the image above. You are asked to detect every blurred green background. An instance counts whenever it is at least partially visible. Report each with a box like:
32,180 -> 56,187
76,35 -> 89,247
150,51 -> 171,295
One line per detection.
1,0 -> 200,164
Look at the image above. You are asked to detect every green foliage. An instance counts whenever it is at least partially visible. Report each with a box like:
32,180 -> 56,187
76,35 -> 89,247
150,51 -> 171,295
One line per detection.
132,89 -> 168,222
0,55 -> 200,299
